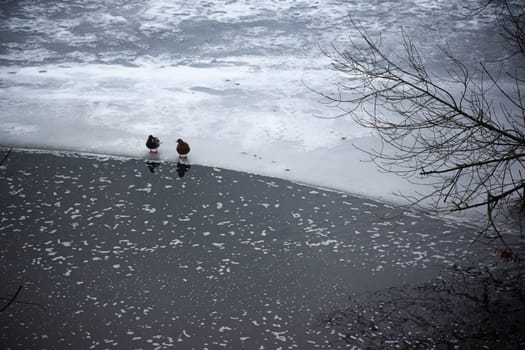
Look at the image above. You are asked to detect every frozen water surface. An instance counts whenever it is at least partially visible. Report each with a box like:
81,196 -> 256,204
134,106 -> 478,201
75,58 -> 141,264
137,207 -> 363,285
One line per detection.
0,149 -> 495,348
0,0 -> 506,202
0,0 -> 519,347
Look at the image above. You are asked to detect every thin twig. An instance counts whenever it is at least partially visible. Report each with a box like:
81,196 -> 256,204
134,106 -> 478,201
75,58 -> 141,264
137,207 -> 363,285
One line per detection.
0,147 -> 13,167
0,284 -> 23,312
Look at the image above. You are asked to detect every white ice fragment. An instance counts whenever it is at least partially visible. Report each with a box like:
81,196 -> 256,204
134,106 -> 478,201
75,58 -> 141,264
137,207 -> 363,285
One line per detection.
305,239 -> 338,247
412,251 -> 427,260
170,239 -> 183,246
143,204 -> 156,213
271,331 -> 287,342
136,184 -> 152,193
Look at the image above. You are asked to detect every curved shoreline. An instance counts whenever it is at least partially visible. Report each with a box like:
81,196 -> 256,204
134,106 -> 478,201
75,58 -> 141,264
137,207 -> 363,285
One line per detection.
0,145 -> 482,229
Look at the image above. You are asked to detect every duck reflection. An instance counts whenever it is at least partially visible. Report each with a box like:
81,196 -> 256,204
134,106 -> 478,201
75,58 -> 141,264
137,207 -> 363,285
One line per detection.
146,161 -> 161,174
176,161 -> 191,177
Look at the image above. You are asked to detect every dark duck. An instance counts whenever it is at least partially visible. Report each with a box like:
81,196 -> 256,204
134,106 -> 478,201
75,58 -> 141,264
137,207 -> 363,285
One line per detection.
176,138 -> 190,158
146,135 -> 160,153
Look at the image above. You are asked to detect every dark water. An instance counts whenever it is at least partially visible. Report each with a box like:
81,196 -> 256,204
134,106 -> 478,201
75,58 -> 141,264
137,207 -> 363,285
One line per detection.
0,149 -> 502,349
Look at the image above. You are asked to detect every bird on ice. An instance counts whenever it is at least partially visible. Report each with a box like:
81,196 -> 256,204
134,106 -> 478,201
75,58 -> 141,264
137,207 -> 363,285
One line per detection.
146,135 -> 160,153
176,138 -> 190,158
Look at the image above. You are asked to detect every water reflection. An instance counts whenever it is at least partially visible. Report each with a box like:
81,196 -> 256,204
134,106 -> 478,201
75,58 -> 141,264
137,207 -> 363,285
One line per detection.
319,262 -> 525,348
146,161 -> 161,173
176,161 -> 191,177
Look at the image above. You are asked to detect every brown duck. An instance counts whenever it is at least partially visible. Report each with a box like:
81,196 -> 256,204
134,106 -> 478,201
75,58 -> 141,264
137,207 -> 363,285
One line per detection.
176,138 -> 190,158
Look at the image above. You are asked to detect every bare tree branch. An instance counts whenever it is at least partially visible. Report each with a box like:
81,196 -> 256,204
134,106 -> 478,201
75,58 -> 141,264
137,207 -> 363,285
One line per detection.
317,4 -> 525,243
0,147 -> 12,167
0,284 -> 23,313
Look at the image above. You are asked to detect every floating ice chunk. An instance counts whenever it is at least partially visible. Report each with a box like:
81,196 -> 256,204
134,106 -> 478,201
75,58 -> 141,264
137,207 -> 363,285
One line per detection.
271,331 -> 287,342
45,247 -> 56,256
136,184 -> 152,193
143,204 -> 156,213
412,251 -> 427,260
306,239 -> 338,247
170,239 -> 183,246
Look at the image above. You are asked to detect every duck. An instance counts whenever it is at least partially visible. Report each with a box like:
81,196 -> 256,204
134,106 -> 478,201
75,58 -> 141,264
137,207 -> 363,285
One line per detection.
146,135 -> 160,153
176,138 -> 190,158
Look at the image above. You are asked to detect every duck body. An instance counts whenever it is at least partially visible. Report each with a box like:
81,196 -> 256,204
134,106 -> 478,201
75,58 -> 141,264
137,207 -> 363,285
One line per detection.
176,138 -> 190,158
146,135 -> 160,153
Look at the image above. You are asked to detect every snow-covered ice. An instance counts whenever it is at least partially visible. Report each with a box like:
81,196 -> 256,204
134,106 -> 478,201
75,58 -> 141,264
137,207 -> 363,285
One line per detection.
0,0 -> 503,204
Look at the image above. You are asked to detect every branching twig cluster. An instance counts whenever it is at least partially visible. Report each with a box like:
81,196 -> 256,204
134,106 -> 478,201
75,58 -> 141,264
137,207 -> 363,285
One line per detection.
317,1 -> 525,242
